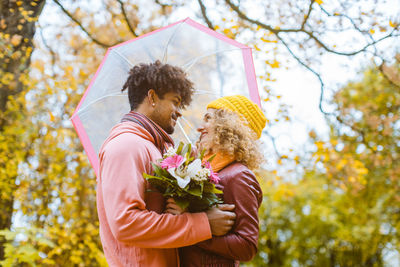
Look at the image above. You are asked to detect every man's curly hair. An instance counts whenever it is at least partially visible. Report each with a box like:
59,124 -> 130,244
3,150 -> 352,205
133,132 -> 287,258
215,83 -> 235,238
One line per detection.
122,60 -> 194,110
198,109 -> 265,170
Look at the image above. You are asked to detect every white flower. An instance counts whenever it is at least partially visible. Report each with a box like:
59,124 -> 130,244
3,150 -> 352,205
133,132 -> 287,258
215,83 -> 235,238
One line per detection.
168,159 -> 203,188
186,159 -> 202,179
199,167 -> 211,178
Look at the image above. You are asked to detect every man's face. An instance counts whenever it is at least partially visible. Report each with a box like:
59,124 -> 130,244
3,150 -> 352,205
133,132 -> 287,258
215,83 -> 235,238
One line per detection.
150,92 -> 182,134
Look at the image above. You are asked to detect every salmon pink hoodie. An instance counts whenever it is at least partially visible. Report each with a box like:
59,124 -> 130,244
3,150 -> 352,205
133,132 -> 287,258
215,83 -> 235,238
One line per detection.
96,121 -> 211,266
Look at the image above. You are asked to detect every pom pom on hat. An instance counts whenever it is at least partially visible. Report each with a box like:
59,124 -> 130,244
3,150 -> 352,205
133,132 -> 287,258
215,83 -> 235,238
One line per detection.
207,95 -> 266,139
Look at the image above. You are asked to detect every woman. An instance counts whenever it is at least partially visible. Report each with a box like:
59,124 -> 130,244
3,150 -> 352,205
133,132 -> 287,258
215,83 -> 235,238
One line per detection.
166,95 -> 266,266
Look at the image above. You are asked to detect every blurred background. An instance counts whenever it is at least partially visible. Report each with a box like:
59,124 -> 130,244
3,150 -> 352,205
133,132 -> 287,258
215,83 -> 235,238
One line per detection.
0,0 -> 399,266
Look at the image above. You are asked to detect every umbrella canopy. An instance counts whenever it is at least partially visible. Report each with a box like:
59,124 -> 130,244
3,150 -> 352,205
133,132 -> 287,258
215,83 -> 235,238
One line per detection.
71,17 -> 261,176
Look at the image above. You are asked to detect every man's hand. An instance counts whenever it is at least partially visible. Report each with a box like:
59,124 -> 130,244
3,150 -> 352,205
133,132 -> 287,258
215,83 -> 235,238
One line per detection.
206,204 -> 236,236
165,198 -> 186,215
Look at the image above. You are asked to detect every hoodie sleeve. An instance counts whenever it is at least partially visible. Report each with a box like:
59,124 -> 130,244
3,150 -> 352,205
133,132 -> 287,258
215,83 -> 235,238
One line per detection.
99,133 -> 211,248
195,168 -> 262,262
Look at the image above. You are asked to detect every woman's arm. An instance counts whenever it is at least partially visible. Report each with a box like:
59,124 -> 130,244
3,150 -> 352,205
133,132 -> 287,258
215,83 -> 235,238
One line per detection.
195,169 -> 263,262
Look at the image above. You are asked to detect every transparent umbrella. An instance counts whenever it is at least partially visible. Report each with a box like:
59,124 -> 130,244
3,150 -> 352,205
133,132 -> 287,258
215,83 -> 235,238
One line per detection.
71,18 -> 261,176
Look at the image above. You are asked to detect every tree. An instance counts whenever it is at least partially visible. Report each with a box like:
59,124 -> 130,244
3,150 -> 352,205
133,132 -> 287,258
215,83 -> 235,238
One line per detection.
0,0 -> 45,260
251,59 -> 400,266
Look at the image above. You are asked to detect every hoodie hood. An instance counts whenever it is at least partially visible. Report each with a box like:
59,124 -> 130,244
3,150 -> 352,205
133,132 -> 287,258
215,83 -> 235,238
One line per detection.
100,121 -> 156,153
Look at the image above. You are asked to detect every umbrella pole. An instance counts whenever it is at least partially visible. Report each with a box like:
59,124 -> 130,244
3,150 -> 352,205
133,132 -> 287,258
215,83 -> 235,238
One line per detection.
176,120 -> 192,145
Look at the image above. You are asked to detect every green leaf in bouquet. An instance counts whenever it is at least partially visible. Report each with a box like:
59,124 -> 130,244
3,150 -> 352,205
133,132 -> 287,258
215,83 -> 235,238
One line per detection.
175,142 -> 184,155
199,148 -> 206,160
206,153 -> 217,163
203,192 -> 223,206
144,177 -> 169,193
151,162 -> 169,177
144,173 -> 176,188
164,184 -> 178,196
181,143 -> 191,159
174,198 -> 190,210
203,181 -> 223,194
186,184 -> 202,197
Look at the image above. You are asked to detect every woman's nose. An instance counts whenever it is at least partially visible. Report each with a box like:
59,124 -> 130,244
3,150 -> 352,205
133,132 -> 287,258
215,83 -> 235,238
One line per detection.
175,108 -> 182,117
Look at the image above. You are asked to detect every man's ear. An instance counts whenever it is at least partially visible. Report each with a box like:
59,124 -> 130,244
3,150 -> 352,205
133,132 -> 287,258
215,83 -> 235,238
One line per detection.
147,89 -> 158,106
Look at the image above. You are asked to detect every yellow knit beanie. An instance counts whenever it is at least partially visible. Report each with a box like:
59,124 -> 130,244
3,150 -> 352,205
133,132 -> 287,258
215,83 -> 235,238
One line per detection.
207,95 -> 266,139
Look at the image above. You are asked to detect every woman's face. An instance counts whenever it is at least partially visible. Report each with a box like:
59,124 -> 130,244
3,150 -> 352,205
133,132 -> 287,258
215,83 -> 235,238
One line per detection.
197,108 -> 216,151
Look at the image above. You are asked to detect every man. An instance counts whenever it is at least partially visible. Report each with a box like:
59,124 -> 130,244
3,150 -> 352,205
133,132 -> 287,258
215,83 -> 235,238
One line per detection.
96,61 -> 236,266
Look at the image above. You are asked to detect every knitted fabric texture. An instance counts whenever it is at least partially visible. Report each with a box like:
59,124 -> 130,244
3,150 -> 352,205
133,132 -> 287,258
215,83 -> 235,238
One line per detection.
207,95 -> 266,139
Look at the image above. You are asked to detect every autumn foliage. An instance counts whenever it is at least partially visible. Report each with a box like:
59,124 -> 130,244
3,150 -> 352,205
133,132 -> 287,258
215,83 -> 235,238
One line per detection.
0,0 -> 399,266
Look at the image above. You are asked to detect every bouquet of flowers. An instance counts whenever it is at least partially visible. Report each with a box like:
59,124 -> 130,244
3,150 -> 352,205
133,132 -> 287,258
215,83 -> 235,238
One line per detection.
143,142 -> 223,212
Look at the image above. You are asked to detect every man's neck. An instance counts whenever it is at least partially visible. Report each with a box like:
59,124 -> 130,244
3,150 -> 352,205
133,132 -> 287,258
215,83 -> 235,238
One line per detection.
134,106 -> 151,118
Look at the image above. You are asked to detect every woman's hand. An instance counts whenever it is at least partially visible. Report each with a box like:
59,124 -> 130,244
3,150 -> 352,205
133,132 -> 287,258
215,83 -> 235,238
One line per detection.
165,198 -> 187,215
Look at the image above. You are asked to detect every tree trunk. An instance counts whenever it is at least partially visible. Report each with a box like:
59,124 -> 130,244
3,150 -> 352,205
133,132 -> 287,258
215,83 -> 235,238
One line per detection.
0,0 -> 45,260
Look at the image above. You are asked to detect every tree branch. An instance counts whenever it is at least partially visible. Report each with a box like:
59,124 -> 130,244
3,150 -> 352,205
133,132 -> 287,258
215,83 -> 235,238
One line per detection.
264,128 -> 281,158
38,25 -> 56,77
116,0 -> 138,37
197,0 -> 215,29
301,0 -> 315,30
52,0 -> 117,48
224,0 -> 399,56
276,34 -> 328,115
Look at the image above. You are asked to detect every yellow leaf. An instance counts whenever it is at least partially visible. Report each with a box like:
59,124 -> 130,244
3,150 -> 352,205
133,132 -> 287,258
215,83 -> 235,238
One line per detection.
253,44 -> 261,51
369,29 -> 375,34
315,0 -> 323,4
270,60 -> 280,68
10,34 -> 22,46
49,112 -> 55,122
389,20 -> 397,27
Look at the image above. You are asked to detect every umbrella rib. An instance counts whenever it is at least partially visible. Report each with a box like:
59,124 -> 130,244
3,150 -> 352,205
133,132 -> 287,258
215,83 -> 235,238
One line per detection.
162,21 -> 185,63
111,49 -> 134,67
193,90 -> 220,96
72,94 -> 128,117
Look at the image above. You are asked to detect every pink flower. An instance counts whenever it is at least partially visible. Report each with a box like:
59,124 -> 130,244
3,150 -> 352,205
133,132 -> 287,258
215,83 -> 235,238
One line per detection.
203,161 -> 220,184
203,161 -> 212,169
209,171 -> 221,184
161,155 -> 185,169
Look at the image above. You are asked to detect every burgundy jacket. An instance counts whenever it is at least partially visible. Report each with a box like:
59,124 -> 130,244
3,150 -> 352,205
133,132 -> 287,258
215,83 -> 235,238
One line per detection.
179,162 -> 263,267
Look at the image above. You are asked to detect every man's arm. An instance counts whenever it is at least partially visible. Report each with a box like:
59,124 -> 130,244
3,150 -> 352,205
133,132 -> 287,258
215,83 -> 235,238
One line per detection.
99,134 -> 234,248
99,135 -> 211,248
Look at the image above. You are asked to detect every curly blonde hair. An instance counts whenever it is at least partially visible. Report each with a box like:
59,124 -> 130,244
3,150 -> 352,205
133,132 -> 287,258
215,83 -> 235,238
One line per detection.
198,109 -> 264,170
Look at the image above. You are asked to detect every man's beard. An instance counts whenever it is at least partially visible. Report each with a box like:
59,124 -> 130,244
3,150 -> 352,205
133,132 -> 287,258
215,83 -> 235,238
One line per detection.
152,108 -> 176,134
